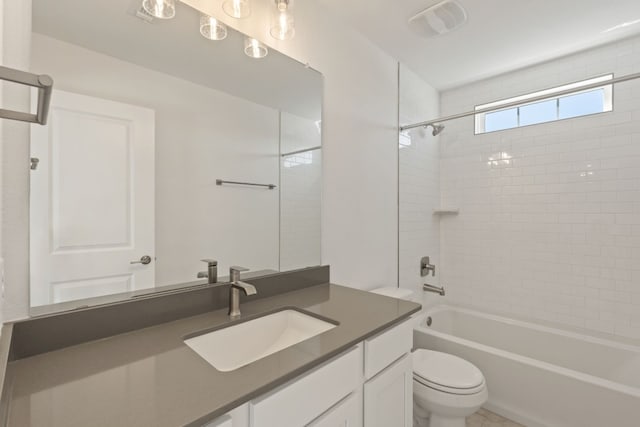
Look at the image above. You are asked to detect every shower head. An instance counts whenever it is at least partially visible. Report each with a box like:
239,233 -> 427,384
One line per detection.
426,123 -> 445,136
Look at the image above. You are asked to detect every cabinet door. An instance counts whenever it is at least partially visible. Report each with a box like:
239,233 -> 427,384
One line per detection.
228,403 -> 250,427
203,414 -> 232,427
364,319 -> 412,380
250,346 -> 362,427
307,391 -> 362,427
364,354 -> 412,427
201,404 -> 248,427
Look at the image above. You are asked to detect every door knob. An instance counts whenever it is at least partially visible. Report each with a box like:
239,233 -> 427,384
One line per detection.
130,255 -> 152,265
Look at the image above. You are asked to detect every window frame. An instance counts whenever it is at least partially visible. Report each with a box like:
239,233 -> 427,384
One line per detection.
474,74 -> 613,134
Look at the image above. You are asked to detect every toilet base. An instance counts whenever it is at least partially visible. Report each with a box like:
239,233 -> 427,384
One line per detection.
426,413 -> 466,427
413,411 -> 466,427
413,381 -> 487,427
413,406 -> 467,427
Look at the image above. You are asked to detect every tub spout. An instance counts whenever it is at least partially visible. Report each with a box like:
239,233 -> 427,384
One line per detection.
423,283 -> 445,296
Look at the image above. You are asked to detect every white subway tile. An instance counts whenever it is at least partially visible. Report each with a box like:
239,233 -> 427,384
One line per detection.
437,34 -> 640,339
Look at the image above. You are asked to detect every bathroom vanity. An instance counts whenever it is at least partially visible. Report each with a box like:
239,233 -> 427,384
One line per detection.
0,267 -> 420,427
1,2 -> 422,425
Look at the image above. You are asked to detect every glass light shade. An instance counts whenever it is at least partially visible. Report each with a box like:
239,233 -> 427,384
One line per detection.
200,14 -> 228,40
223,0 -> 251,19
270,0 -> 295,40
244,37 -> 268,59
142,0 -> 176,19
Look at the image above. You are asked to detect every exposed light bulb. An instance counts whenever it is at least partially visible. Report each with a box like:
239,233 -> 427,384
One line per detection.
142,0 -> 175,19
244,37 -> 268,59
223,0 -> 251,19
199,14 -> 228,41
270,0 -> 295,40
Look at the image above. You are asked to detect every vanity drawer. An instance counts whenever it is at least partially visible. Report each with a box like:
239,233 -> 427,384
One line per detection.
250,345 -> 363,427
364,319 -> 412,379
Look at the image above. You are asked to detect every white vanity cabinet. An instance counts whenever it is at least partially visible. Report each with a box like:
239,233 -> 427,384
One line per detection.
203,414 -> 233,427
307,391 -> 362,427
250,345 -> 363,427
363,355 -> 413,427
362,319 -> 413,427
208,319 -> 413,427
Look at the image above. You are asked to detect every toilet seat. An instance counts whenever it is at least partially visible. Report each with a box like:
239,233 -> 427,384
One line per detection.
413,373 -> 485,395
413,349 -> 485,395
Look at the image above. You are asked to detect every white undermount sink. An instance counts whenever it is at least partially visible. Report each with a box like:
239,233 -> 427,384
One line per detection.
184,309 -> 337,372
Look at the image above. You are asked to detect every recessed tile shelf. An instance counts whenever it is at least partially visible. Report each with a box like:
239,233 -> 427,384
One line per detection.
433,208 -> 459,215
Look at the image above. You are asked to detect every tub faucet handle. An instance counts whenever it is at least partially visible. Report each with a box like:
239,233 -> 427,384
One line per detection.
421,256 -> 436,277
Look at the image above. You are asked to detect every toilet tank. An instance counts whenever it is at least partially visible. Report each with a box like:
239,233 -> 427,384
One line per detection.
370,287 -> 415,301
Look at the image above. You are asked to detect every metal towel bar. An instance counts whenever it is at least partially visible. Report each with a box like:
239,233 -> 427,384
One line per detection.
0,66 -> 53,125
216,179 -> 276,190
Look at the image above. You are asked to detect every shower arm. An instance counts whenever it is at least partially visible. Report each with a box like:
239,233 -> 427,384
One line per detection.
400,71 -> 640,132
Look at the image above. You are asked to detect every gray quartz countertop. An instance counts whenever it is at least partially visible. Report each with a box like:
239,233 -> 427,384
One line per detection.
4,284 -> 420,427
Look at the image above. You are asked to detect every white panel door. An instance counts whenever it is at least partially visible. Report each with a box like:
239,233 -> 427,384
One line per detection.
30,90 -> 155,306
364,354 -> 413,427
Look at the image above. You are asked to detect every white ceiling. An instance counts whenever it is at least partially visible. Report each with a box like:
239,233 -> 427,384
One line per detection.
32,0 -> 322,119
319,0 -> 640,90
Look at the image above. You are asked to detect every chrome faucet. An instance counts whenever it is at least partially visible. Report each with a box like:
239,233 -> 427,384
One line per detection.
423,283 -> 445,296
197,259 -> 218,284
420,256 -> 436,277
228,266 -> 257,319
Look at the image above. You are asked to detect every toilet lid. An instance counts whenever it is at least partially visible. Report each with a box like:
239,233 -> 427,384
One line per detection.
413,349 -> 484,393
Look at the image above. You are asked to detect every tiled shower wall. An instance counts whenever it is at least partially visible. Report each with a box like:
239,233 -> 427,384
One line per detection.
399,65 -> 440,302
439,35 -> 640,339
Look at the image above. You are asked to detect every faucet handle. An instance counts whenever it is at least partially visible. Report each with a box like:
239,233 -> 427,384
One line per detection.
201,259 -> 218,266
229,266 -> 249,282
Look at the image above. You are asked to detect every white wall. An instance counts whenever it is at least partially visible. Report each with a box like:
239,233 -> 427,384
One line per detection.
440,35 -> 640,339
30,33 -> 281,290
183,0 -> 400,291
0,0 -> 4,325
398,65 -> 441,304
1,0 -> 31,320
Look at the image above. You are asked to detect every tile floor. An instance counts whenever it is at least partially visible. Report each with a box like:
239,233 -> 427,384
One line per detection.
466,408 -> 526,427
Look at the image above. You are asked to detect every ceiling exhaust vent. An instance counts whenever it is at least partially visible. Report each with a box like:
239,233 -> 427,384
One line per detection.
408,0 -> 467,38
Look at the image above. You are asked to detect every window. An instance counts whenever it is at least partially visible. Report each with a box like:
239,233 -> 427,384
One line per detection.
399,131 -> 412,149
283,150 -> 313,168
475,75 -> 613,134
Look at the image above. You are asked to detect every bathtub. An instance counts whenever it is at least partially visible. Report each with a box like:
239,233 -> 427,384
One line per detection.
413,305 -> 640,427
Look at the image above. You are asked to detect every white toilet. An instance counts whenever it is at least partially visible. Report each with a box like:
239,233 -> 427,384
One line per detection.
370,287 -> 488,427
412,349 -> 487,427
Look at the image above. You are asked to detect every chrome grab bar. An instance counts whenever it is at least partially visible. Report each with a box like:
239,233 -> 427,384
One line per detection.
216,179 -> 276,190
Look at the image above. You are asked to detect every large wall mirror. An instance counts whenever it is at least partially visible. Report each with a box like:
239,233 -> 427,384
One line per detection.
28,0 -> 322,311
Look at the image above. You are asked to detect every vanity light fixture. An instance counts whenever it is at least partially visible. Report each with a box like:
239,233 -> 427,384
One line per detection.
223,0 -> 251,19
270,0 -> 295,40
200,14 -> 228,40
244,37 -> 268,58
142,0 -> 176,19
